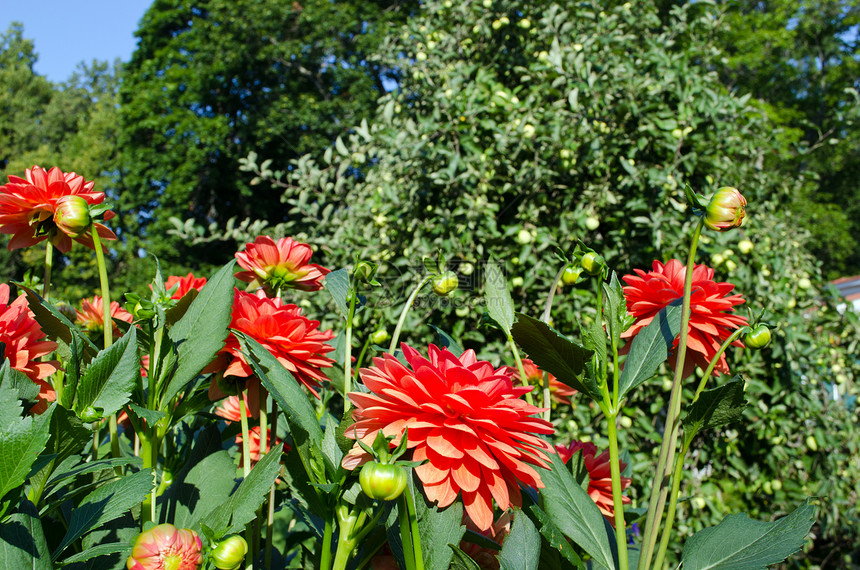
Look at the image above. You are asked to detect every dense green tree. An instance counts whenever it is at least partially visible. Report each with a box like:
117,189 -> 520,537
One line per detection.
717,0 -> 860,277
198,0 -> 859,562
118,0 -> 414,267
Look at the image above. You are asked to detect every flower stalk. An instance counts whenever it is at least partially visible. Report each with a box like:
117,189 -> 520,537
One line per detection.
388,275 -> 433,354
639,217 -> 704,570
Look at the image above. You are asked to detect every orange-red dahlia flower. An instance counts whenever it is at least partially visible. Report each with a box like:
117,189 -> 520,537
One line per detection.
126,523 -> 202,570
165,273 -> 207,300
207,289 -> 335,397
76,296 -> 133,339
556,440 -> 631,523
0,166 -> 115,253
512,358 -> 577,405
344,344 -> 555,531
235,236 -> 330,294
621,259 -> 748,378
0,284 -> 59,411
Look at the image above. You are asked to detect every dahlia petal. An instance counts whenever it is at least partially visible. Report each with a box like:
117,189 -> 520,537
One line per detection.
462,485 -> 494,532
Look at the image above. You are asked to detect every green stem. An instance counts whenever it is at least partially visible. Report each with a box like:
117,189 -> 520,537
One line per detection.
606,414 -> 629,569
404,484 -> 425,570
321,517 -> 334,570
397,494 -> 417,570
265,400 -> 278,569
388,276 -> 433,355
540,265 -> 567,323
333,505 -> 359,570
344,290 -> 358,414
139,434 -> 158,526
42,241 -> 53,299
355,336 -> 372,374
507,334 -> 534,407
639,218 -> 704,570
239,394 -> 252,479
652,440 -> 690,570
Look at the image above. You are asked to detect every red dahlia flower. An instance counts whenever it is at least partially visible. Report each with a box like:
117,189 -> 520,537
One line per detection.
556,440 -> 631,523
0,284 -> 59,408
165,273 -> 207,300
0,166 -> 115,252
344,344 -> 555,531
76,296 -> 133,339
512,358 -> 577,405
235,235 -> 330,294
126,523 -> 202,570
621,259 -> 747,378
207,289 -> 335,397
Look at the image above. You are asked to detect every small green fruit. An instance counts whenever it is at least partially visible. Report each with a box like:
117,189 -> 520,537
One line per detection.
370,329 -> 390,345
561,265 -> 581,285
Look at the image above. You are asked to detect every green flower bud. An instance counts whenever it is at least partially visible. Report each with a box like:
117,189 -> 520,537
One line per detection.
580,252 -> 604,275
744,325 -> 771,349
370,328 -> 390,345
704,187 -> 746,232
211,535 -> 249,570
561,265 -> 582,285
431,271 -> 459,296
359,462 -> 408,501
353,261 -> 378,284
53,195 -> 92,238
79,406 -> 102,423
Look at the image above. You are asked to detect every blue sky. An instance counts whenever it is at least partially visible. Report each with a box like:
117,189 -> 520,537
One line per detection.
1,0 -> 152,82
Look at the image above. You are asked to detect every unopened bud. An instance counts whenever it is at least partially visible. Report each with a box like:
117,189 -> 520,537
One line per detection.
704,187 -> 746,232
580,252 -> 604,275
211,535 -> 248,570
53,195 -> 92,238
431,271 -> 459,296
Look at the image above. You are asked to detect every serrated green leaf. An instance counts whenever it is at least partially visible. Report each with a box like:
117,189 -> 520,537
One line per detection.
0,360 -> 39,403
484,260 -> 515,334
510,313 -> 599,400
617,301 -> 683,401
0,385 -> 54,500
52,469 -> 152,559
198,443 -> 284,537
682,379 -> 747,449
159,426 -> 236,529
20,286 -> 98,360
530,505 -> 586,570
126,403 -> 167,427
582,316 -> 607,372
540,451 -> 617,570
46,457 -> 142,493
163,261 -> 235,404
681,500 -> 815,569
324,268 -> 350,319
58,541 -> 131,566
0,501 -> 51,569
73,328 -> 139,417
498,508 -> 540,570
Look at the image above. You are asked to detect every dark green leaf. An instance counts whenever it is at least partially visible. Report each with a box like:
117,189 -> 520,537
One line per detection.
684,183 -> 707,214
429,325 -> 464,356
530,505 -> 586,570
0,501 -> 51,569
164,261 -> 235,404
511,313 -> 599,400
324,268 -> 350,319
617,301 -> 683,401
539,451 -> 617,569
0,381 -> 54,500
59,542 -> 131,566
52,469 -> 152,559
681,500 -> 815,569
73,328 -> 139,418
198,442 -> 284,537
484,260 -> 515,334
20,286 -> 98,360
498,508 -> 540,570
449,545 -> 481,570
682,378 -> 747,449
414,472 -> 466,570
0,360 -> 39,402
46,457 -> 142,493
